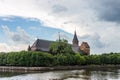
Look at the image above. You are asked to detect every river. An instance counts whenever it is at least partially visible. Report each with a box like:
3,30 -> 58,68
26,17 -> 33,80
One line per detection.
0,68 -> 120,80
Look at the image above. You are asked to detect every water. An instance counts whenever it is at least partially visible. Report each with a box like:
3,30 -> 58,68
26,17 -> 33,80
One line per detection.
0,68 -> 120,80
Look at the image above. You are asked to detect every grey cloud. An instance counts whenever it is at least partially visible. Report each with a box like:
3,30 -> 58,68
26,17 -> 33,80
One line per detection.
80,34 -> 90,39
90,0 -> 120,22
92,34 -> 106,48
2,26 -> 33,44
52,4 -> 68,13
63,21 -> 73,24
80,33 -> 106,48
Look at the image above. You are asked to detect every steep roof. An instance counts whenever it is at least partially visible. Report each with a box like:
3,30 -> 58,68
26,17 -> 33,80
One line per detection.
31,39 -> 52,52
72,31 -> 79,43
81,42 -> 90,48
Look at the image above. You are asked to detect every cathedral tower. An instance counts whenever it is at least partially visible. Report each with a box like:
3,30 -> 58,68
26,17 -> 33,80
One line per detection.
72,30 -> 79,46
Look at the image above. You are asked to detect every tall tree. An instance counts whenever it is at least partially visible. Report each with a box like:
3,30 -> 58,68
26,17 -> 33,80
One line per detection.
49,39 -> 73,55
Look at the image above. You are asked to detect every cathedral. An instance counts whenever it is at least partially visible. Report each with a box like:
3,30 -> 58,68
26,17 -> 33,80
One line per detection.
71,31 -> 90,55
28,31 -> 90,55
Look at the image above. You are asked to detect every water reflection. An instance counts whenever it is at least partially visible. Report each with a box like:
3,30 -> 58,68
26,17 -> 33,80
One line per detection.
0,69 -> 120,80
0,71 -> 24,77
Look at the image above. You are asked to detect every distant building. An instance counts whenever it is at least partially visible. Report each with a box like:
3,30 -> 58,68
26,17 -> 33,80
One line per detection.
28,31 -> 90,55
72,31 -> 90,55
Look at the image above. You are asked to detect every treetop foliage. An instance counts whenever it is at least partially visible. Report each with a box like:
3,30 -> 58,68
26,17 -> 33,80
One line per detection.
49,39 -> 73,55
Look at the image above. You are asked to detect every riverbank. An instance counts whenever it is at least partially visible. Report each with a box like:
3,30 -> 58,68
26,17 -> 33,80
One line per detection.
0,65 -> 120,72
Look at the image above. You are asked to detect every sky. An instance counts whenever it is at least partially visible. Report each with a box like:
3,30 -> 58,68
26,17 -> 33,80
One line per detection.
0,0 -> 120,54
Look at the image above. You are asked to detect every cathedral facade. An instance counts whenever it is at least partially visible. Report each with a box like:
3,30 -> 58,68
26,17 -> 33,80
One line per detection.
28,31 -> 90,55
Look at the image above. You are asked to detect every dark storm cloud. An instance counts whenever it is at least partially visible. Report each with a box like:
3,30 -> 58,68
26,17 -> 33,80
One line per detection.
91,0 -> 120,22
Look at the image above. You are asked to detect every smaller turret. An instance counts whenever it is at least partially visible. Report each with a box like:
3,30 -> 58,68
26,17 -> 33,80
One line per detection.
80,42 -> 90,55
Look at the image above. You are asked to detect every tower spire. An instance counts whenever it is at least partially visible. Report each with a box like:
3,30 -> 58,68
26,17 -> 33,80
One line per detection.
72,30 -> 79,46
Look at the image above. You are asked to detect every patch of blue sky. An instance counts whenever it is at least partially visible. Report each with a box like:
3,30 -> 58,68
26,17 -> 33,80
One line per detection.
0,16 -> 73,42
0,16 -> 40,31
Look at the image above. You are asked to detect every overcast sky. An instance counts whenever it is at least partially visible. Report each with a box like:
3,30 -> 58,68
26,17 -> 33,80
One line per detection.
0,0 -> 120,54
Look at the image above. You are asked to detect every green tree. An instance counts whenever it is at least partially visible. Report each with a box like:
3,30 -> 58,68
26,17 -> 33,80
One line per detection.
55,54 -> 68,66
49,39 -> 73,55
75,53 -> 86,65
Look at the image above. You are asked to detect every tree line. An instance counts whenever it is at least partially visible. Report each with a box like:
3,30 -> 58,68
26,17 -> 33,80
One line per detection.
0,51 -> 120,67
0,39 -> 120,67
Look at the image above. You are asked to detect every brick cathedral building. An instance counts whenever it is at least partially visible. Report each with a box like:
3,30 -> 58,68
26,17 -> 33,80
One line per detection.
28,31 -> 90,55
